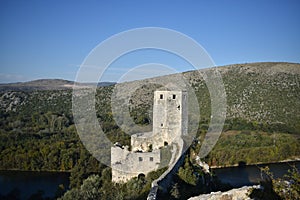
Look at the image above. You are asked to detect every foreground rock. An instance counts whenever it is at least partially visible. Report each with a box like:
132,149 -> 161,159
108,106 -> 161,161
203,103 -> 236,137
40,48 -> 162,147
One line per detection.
188,185 -> 261,200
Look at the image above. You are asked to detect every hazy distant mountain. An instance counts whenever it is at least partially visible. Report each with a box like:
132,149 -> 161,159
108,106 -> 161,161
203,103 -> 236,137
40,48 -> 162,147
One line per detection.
0,79 -> 116,91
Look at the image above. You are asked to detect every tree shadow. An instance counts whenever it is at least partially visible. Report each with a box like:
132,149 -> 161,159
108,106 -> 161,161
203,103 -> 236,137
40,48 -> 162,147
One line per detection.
249,180 -> 281,200
238,161 -> 246,167
233,160 -> 252,187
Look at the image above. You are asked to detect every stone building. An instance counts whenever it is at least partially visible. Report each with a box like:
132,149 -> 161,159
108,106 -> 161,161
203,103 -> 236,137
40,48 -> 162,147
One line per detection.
111,90 -> 187,183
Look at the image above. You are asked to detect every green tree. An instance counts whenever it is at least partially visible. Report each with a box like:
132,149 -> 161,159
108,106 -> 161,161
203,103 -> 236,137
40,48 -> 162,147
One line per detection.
249,166 -> 300,200
170,183 -> 181,199
178,157 -> 197,186
80,175 -> 102,200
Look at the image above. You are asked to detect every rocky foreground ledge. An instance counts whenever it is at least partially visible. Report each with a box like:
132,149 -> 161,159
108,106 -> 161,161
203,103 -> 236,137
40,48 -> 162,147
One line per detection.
188,185 -> 261,200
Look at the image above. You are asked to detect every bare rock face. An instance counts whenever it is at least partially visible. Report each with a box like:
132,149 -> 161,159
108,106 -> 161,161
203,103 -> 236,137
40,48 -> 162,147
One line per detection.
188,185 -> 261,200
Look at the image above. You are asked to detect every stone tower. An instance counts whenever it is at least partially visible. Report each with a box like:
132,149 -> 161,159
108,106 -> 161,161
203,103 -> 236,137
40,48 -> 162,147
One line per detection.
111,90 -> 188,183
152,90 -> 188,145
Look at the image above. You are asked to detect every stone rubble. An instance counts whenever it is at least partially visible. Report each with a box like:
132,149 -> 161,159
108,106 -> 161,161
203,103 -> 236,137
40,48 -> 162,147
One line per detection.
188,185 -> 261,200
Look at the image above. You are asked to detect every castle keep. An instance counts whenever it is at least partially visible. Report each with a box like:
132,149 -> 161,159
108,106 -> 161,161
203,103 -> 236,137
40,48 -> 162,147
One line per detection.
111,90 -> 187,183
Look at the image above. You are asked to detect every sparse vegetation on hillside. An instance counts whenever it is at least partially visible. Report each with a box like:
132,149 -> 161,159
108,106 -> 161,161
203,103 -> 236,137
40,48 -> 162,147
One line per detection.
0,62 -> 299,199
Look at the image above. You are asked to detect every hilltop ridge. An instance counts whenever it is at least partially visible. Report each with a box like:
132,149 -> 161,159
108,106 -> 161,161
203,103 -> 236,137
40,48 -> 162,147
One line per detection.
0,79 -> 115,91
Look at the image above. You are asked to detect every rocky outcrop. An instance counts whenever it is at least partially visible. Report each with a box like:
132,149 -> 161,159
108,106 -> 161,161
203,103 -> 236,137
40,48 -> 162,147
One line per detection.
188,185 -> 261,200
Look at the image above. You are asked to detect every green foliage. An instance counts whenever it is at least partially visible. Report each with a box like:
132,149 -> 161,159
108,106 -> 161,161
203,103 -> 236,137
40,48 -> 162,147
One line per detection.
60,167 -> 167,200
273,166 -> 300,200
248,166 -> 300,200
205,131 -> 300,167
170,183 -> 181,199
69,149 -> 103,189
178,156 -> 197,186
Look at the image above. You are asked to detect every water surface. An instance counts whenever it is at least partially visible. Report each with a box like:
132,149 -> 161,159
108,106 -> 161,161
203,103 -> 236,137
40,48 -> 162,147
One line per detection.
213,161 -> 300,187
0,170 -> 69,200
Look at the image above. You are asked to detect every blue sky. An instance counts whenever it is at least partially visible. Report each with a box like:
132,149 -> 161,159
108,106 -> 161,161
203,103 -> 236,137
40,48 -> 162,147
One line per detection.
0,0 -> 299,83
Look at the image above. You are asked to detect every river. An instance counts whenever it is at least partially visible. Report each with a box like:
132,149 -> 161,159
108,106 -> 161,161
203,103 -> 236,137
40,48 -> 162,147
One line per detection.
0,170 -> 69,200
212,161 -> 300,187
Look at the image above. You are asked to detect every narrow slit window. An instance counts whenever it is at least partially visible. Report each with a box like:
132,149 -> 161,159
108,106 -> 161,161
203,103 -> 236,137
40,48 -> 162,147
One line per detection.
161,123 -> 163,127
160,94 -> 163,99
173,94 -> 176,99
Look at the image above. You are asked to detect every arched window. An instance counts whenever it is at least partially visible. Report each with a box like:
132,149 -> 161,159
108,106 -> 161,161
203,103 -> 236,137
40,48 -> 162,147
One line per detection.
138,173 -> 145,179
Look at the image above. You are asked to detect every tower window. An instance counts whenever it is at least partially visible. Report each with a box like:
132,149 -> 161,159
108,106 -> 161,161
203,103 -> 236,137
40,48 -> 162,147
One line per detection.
173,94 -> 176,99
160,94 -> 163,99
139,157 -> 143,162
161,123 -> 163,127
150,157 -> 154,162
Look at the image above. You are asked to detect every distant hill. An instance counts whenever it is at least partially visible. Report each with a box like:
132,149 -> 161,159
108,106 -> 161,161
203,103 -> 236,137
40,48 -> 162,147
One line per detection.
0,62 -> 299,132
0,79 -> 115,91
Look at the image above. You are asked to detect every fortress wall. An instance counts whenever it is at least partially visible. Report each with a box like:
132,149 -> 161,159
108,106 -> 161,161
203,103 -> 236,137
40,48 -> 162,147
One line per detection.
131,133 -> 168,151
148,139 -> 186,200
111,146 -> 161,183
112,169 -> 140,183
